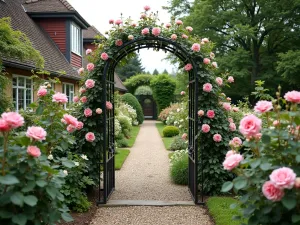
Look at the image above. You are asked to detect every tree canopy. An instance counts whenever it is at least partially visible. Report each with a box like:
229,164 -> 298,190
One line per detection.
115,54 -> 144,81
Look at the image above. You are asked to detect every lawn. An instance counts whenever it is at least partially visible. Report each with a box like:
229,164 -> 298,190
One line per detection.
115,149 -> 130,170
207,197 -> 246,225
127,125 -> 140,147
155,122 -> 175,150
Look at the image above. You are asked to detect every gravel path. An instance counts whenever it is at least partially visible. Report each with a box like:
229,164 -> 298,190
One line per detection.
91,121 -> 212,225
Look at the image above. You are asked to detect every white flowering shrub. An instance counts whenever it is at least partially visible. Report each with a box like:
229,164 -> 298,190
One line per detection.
115,118 -> 121,136
118,102 -> 138,125
166,102 -> 188,133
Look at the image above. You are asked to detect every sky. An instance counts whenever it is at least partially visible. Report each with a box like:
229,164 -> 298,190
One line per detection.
68,0 -> 178,74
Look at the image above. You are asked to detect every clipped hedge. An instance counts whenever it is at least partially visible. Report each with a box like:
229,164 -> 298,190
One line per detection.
170,153 -> 188,185
121,93 -> 144,124
124,74 -> 154,93
163,126 -> 179,137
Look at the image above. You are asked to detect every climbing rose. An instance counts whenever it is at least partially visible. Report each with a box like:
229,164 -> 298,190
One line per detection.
84,108 -> 93,117
144,5 -> 150,11
79,87 -> 86,94
101,52 -> 109,60
201,124 -> 210,133
182,133 -> 187,140
80,96 -> 87,103
212,62 -> 218,68
186,26 -> 193,32
27,146 -> 41,158
228,118 -> 234,123
0,118 -> 10,132
225,150 -> 236,158
184,63 -> 193,71
165,23 -> 171,28
254,101 -> 273,113
213,134 -> 222,142
216,77 -> 223,86
227,97 -> 231,101
76,121 -> 84,130
203,83 -> 212,92
295,178 -> 300,188
96,108 -> 103,114
262,181 -> 285,202
232,107 -> 239,112
85,132 -> 95,142
223,103 -> 231,111
73,96 -> 79,103
223,153 -> 243,171
132,23 -> 137,27
228,76 -> 234,83
152,27 -> 161,36
210,52 -> 215,59
63,114 -> 78,127
109,19 -> 114,24
207,110 -> 215,119
198,110 -> 204,116
26,126 -> 47,141
87,63 -> 94,71
176,20 -> 183,25
115,19 -> 122,25
273,120 -> 280,126
115,39 -> 123,46
85,79 -> 95,89
202,38 -> 209,43
141,28 -> 149,35
239,114 -> 262,138
229,137 -> 242,147
284,91 -> 300,104
52,92 -> 68,103
269,167 -> 296,189
171,34 -> 177,40
128,35 -> 134,40
37,88 -> 47,97
181,34 -> 188,39
86,49 -> 92,55
140,13 -> 147,19
180,91 -> 185,95
203,58 -> 210,64
1,112 -> 24,129
106,101 -> 113,110
78,67 -> 84,75
229,122 -> 236,131
191,43 -> 200,52
67,125 -> 76,133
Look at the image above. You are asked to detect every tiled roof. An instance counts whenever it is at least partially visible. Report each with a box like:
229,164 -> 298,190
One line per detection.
0,0 -> 81,80
23,0 -> 75,12
83,26 -> 103,40
114,73 -> 128,92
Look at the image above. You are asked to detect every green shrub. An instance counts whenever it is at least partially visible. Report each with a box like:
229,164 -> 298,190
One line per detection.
170,136 -> 188,151
117,115 -> 132,137
124,74 -> 154,93
150,74 -> 176,113
163,126 -> 179,137
134,85 -> 153,95
121,93 -> 144,124
170,151 -> 188,185
116,138 -> 129,147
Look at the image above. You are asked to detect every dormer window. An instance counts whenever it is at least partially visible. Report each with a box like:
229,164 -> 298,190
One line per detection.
71,23 -> 81,55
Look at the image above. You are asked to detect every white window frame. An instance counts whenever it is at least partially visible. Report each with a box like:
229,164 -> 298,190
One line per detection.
62,82 -> 74,108
71,23 -> 81,56
12,75 -> 33,111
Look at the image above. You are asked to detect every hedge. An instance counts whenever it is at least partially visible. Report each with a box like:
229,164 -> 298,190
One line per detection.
121,93 -> 144,124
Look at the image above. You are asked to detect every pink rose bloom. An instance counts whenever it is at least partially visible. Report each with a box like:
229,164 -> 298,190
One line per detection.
228,76 -> 234,83
212,62 -> 218,68
262,181 -> 285,202
80,96 -> 87,103
200,41 -> 205,45
86,49 -> 92,55
152,27 -> 161,36
84,108 -> 93,117
210,52 -> 215,59
233,107 -> 239,112
182,34 -> 188,39
132,23 -> 137,27
85,132 -> 95,142
109,19 -> 114,24
171,34 -> 177,40
85,79 -> 95,89
254,133 -> 262,140
141,13 -> 146,19
76,121 -> 84,130
223,153 -> 243,171
254,101 -> 273,113
182,133 -> 187,140
284,91 -> 300,104
2,112 -> 24,129
67,125 -> 76,133
213,134 -> 222,142
229,122 -> 236,131
269,167 -> 296,189
223,103 -> 231,111
165,23 -> 171,28
202,38 -> 209,43
273,120 -> 280,126
144,5 -> 150,11
26,126 -> 47,141
0,119 -> 10,132
239,114 -> 262,138
115,39 -> 123,46
27,146 -> 41,158
141,28 -> 149,35
176,20 -> 183,25
101,52 -> 109,61
191,43 -> 200,52
37,88 -> 47,97
203,83 -> 212,92
128,35 -> 134,40
186,26 -> 193,32
294,178 -> 300,188
216,77 -> 223,86
115,19 -> 122,25
226,150 -> 236,158
198,110 -> 204,117
73,96 -> 79,103
63,114 -> 78,127
52,92 -> 68,103
207,110 -> 215,119
180,91 -> 185,95
78,67 -> 84,75
202,124 -> 210,133
184,63 -> 193,71
228,118 -> 234,123
203,58 -> 210,64
106,101 -> 113,110
87,63 -> 94,71
96,108 -> 103,114
79,87 -> 86,94
227,97 -> 231,101
229,137 -> 242,147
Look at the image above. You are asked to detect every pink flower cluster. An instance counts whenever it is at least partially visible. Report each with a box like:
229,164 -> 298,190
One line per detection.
203,83 -> 212,92
52,92 -> 68,104
85,132 -> 95,142
191,43 -> 200,52
85,79 -> 95,89
202,124 -> 210,133
144,5 -> 150,11
186,26 -> 193,32
182,133 -> 187,140
203,58 -> 210,65
254,101 -> 273,113
115,19 -> 122,25
198,110 -> 204,117
0,112 -> 24,132
171,34 -> 177,40
184,63 -> 193,71
62,114 -> 83,132
78,67 -> 84,75
115,39 -> 123,46
222,102 -> 231,111
84,108 -> 93,117
239,114 -> 262,139
223,152 -> 243,171
180,91 -> 185,95
182,34 -> 188,39
176,20 -> 183,25
37,86 -> 47,97
27,146 -> 41,158
101,52 -> 109,61
216,77 -> 223,86
87,63 -> 94,71
86,49 -> 92,55
284,91 -> 300,104
106,101 -> 113,110
207,110 -> 215,119
142,28 -> 149,35
26,126 -> 47,141
152,27 -> 161,36
229,137 -> 242,148
213,134 -> 222,142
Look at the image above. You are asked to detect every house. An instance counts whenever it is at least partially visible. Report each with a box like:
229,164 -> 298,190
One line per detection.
0,0 -> 127,111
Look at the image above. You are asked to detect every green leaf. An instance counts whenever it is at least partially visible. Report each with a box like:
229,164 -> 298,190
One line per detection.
24,195 -> 38,207
292,214 -> 300,223
22,181 -> 36,192
260,162 -> 272,171
36,180 -> 47,187
296,155 -> 300,163
282,195 -> 297,210
36,104 -> 44,115
10,192 -> 24,206
0,174 -> 20,185
46,186 -> 57,199
0,210 -> 13,218
250,159 -> 261,168
234,177 -> 248,190
61,212 -> 73,222
12,214 -> 27,225
62,161 -> 75,168
221,181 -> 233,192
261,135 -> 271,144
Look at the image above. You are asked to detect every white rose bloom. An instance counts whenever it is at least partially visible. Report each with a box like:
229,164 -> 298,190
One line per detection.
48,154 -> 53,160
74,162 -> 79,166
63,170 -> 68,175
177,108 -> 180,112
81,154 -> 88,160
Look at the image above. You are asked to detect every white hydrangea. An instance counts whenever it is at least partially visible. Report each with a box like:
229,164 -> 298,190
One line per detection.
115,118 -> 121,136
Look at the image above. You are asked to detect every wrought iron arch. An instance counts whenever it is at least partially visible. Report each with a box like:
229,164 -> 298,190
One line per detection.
98,36 -> 204,205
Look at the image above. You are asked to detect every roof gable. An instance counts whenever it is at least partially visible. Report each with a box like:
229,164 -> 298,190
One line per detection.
23,0 -> 75,12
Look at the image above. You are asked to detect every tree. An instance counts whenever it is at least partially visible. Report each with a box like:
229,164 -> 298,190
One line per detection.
115,54 -> 144,81
152,69 -> 159,75
162,69 -> 169,74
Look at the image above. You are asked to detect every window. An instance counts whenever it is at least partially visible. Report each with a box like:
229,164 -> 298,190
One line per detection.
63,83 -> 74,107
12,75 -> 33,111
71,23 -> 81,55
